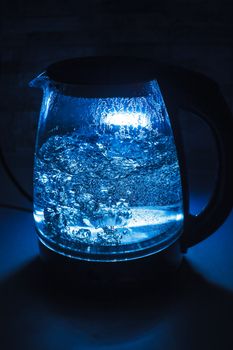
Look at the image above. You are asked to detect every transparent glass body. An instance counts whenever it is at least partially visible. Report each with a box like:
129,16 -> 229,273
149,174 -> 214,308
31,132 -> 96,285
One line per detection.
31,75 -> 184,261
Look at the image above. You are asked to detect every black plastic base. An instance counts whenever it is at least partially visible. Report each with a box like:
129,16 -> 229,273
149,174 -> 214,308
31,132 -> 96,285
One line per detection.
38,239 -> 183,288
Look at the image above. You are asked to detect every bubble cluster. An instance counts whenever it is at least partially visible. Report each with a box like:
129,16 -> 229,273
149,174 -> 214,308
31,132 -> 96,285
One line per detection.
34,127 -> 183,247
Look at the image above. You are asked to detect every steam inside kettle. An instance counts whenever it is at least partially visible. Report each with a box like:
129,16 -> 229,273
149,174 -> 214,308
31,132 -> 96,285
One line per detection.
103,112 -> 150,128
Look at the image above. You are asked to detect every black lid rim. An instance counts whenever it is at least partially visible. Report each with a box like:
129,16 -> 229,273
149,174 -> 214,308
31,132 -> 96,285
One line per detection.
46,56 -> 156,86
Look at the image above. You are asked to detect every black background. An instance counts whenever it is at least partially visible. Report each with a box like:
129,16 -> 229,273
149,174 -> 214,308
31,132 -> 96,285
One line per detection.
0,1 -> 233,349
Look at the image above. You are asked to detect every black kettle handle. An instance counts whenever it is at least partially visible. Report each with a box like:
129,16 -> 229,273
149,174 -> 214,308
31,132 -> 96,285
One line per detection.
157,65 -> 233,250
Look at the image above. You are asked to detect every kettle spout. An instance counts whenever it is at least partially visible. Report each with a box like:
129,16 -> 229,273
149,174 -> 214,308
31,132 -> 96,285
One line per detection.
29,72 -> 48,89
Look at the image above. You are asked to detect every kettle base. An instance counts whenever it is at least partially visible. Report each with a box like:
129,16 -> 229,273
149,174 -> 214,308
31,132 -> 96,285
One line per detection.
38,238 -> 183,288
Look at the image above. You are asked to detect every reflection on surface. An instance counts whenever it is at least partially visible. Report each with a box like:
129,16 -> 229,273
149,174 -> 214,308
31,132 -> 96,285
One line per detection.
0,195 -> 233,350
1,258 -> 233,350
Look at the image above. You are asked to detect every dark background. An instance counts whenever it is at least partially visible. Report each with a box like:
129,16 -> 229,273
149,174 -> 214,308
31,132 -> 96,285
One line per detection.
0,0 -> 233,203
0,1 -> 233,349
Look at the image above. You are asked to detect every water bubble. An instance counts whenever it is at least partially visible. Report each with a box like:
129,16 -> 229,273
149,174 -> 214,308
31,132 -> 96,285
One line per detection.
34,129 -> 183,247
71,229 -> 91,243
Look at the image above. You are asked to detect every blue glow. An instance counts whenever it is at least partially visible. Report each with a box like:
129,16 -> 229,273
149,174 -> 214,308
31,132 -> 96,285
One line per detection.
176,213 -> 184,221
103,112 -> 150,128
32,77 -> 184,261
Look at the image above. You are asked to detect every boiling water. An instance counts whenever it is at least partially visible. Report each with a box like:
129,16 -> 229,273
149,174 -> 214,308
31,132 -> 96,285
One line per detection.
34,129 -> 183,258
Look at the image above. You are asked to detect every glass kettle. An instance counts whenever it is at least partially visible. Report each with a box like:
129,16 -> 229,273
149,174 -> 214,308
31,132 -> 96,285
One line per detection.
30,57 -> 233,269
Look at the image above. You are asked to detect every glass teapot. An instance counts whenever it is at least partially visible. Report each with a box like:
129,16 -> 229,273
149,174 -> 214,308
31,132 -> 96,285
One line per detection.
30,57 -> 233,268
